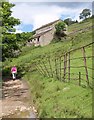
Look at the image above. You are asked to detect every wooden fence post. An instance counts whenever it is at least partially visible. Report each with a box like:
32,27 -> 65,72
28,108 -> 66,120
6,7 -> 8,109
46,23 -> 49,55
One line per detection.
79,72 -> 81,86
63,55 -> 65,81
68,52 -> 70,82
63,53 -> 67,81
59,56 -> 62,81
82,47 -> 89,86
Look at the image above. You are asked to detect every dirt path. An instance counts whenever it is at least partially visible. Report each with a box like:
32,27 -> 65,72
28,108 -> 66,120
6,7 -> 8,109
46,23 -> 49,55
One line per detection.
1,79 -> 37,118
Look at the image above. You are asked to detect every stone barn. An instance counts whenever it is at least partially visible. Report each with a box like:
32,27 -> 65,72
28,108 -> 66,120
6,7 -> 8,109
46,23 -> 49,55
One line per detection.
28,19 -> 67,46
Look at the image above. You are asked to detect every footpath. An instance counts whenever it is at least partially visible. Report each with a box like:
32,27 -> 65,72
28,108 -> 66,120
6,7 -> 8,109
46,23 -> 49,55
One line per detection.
1,79 -> 37,118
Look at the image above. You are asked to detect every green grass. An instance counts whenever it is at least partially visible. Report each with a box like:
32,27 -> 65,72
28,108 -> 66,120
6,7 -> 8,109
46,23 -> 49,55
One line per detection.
68,18 -> 92,32
24,71 -> 92,118
3,18 -> 93,118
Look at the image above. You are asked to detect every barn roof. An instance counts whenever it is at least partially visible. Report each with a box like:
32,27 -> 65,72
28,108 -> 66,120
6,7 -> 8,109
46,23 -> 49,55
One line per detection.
35,19 -> 62,31
33,28 -> 52,38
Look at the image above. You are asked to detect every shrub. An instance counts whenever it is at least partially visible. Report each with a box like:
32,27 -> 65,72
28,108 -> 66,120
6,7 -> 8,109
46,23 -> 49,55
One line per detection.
55,21 -> 66,36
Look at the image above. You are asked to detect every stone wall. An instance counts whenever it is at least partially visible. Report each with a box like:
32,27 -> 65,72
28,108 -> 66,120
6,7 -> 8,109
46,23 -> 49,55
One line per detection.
39,30 -> 54,46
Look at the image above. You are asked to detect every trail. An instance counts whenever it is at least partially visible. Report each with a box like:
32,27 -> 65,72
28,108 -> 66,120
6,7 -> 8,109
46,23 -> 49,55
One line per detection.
1,79 -> 37,118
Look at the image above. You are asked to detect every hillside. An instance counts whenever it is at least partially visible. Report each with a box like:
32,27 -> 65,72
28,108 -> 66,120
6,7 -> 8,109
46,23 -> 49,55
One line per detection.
3,18 -> 93,118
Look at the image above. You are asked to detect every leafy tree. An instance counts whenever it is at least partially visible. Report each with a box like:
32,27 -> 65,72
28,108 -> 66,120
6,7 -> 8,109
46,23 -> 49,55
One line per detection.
75,20 -> 78,23
54,21 -> 67,41
16,32 -> 33,47
79,9 -> 91,20
79,13 -> 84,20
64,18 -> 72,26
64,18 -> 78,26
1,2 -> 20,61
55,21 -> 66,36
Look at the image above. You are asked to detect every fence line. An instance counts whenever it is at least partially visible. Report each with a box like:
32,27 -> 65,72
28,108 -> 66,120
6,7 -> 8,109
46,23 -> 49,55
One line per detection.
35,42 -> 93,88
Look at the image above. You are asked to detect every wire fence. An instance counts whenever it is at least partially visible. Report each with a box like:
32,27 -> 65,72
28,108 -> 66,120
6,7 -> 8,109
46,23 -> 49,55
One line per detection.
35,42 -> 94,89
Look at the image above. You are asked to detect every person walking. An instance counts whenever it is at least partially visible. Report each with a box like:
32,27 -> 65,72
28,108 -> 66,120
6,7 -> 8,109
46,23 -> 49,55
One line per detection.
11,65 -> 17,80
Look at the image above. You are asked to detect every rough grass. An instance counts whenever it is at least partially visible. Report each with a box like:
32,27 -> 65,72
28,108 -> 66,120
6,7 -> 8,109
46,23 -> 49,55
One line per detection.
68,18 -> 92,32
3,18 -> 93,118
24,71 -> 92,118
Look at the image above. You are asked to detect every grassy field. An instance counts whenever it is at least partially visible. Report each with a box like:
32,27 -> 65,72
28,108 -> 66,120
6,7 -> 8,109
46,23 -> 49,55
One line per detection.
3,18 -> 93,118
68,18 -> 92,32
24,71 -> 92,118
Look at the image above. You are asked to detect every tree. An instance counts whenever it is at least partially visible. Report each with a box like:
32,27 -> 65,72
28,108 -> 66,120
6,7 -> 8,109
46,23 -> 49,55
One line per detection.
64,18 -> 72,26
79,13 -> 84,20
16,32 -> 33,47
55,21 -> 66,35
79,9 -> 91,20
75,20 -> 78,23
64,18 -> 78,26
1,2 -> 20,61
54,21 -> 67,41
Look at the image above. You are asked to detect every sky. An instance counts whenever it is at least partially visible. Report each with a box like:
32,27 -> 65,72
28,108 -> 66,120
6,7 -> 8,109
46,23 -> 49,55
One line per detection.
9,0 -> 93,33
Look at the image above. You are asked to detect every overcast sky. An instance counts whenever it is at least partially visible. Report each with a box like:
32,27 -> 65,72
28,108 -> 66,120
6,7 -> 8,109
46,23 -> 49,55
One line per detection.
9,0 -> 93,33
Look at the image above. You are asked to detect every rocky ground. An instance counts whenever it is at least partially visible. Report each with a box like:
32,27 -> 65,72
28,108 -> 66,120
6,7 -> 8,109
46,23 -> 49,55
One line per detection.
1,79 -> 37,118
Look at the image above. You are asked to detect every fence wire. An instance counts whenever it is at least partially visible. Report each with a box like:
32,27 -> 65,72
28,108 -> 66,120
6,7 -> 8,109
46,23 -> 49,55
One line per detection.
36,42 -> 93,88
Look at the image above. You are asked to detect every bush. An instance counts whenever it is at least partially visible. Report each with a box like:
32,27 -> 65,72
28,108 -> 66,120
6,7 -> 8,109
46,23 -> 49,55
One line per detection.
55,21 -> 66,36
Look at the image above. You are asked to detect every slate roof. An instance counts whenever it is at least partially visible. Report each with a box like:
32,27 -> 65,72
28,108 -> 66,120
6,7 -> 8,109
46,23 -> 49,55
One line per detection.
33,28 -> 52,38
35,19 -> 62,31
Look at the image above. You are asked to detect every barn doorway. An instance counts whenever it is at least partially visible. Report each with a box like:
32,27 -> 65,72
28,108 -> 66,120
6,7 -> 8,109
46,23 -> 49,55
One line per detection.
37,36 -> 40,42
